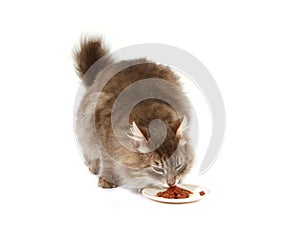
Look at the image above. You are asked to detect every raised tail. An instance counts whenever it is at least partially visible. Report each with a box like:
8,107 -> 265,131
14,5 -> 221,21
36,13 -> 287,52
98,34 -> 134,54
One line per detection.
73,36 -> 111,86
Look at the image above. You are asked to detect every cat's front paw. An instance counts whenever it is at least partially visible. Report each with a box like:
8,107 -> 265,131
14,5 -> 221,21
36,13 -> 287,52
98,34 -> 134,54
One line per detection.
89,159 -> 100,175
98,177 -> 117,188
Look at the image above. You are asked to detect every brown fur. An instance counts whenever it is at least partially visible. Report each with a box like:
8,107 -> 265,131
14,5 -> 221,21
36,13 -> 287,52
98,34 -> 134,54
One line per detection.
74,36 -> 194,188
73,36 -> 112,86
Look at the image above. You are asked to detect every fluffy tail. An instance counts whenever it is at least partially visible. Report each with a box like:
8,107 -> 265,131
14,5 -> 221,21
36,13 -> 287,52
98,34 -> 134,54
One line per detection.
73,36 -> 111,86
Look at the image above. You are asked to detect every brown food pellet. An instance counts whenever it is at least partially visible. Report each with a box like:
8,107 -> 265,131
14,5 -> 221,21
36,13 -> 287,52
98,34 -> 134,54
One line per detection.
156,186 -> 193,199
199,191 -> 205,196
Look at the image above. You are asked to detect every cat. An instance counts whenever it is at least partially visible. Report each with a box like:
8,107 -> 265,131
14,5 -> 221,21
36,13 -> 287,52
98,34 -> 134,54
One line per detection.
73,36 -> 195,189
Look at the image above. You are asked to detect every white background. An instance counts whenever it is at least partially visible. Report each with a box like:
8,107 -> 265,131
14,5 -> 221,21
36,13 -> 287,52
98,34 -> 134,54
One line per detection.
0,0 -> 300,228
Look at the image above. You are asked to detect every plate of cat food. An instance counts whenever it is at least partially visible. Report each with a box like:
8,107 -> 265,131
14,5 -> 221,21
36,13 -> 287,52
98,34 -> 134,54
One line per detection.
142,184 -> 208,203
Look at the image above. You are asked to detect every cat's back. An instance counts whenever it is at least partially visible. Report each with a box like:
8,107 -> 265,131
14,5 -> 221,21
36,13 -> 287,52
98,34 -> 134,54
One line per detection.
92,59 -> 182,97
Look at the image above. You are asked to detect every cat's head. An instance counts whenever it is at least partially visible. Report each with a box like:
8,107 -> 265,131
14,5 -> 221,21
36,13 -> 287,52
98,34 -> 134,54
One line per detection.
128,117 -> 194,187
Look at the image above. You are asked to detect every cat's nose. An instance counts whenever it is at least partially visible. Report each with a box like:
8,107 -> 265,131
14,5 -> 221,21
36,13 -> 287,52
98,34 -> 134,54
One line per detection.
167,177 -> 176,187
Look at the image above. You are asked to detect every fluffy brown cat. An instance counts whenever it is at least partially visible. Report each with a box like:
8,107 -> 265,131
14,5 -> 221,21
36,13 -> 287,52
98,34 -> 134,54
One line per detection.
74,36 -> 194,189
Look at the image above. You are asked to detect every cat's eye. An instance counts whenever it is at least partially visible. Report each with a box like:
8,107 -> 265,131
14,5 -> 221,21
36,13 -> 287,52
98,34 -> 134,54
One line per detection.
152,166 -> 165,174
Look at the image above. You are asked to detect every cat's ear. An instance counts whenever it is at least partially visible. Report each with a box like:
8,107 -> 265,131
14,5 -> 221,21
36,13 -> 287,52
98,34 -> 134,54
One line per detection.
174,116 -> 188,138
129,122 -> 147,141
128,122 -> 150,153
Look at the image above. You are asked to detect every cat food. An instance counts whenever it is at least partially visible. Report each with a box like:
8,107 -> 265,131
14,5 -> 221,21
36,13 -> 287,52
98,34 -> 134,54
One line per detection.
156,186 -> 193,199
199,191 -> 205,196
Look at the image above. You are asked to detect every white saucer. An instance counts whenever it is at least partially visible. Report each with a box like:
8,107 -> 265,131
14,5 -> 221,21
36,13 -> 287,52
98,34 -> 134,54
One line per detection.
142,184 -> 209,204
